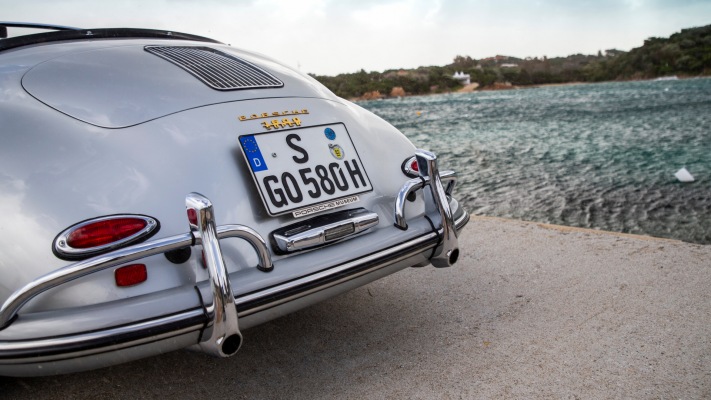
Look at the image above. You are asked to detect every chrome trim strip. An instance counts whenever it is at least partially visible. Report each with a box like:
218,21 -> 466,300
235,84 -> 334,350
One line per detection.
236,231 -> 439,316
272,209 -> 379,253
394,170 -> 457,231
454,209 -> 471,232
186,193 -> 242,357
394,178 -> 426,230
442,170 -> 457,196
217,225 -> 273,272
0,310 -> 204,362
0,233 -> 194,329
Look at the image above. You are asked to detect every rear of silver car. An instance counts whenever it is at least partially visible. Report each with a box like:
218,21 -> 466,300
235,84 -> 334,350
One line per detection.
0,30 -> 468,376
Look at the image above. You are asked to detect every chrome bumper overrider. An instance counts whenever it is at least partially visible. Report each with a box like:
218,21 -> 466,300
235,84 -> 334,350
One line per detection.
395,150 -> 461,268
0,149 -> 467,368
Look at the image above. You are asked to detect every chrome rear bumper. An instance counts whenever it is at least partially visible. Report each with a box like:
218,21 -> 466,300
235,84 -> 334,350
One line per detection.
0,150 -> 468,376
0,212 -> 467,376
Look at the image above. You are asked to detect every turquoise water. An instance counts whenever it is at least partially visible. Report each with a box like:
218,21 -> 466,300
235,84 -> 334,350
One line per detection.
360,78 -> 711,244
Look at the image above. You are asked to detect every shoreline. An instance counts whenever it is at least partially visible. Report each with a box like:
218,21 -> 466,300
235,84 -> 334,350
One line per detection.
352,75 -> 703,102
350,80 -> 590,101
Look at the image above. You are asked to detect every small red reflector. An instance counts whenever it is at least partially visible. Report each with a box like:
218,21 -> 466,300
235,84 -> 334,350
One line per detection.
66,218 -> 147,249
188,208 -> 198,226
410,159 -> 419,172
401,156 -> 420,178
115,264 -> 147,287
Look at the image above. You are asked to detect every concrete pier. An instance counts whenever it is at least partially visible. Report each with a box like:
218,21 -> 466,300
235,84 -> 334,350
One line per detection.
2,216 -> 710,398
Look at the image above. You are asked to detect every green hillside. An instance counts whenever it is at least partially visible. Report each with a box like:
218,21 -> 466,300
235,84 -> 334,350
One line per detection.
311,24 -> 711,99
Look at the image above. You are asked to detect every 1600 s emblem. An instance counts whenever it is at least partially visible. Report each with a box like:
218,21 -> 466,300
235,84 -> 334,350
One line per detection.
238,109 -> 310,131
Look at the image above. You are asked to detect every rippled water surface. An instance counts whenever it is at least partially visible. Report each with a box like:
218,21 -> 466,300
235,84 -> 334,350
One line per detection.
360,78 -> 711,244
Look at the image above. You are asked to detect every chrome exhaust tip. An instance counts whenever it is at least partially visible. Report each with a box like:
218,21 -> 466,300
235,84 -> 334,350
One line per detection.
220,334 -> 242,356
431,247 -> 460,268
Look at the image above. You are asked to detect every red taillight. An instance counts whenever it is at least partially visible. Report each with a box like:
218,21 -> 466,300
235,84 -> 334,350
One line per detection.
402,156 -> 420,177
115,264 -> 147,287
53,214 -> 159,260
67,218 -> 147,249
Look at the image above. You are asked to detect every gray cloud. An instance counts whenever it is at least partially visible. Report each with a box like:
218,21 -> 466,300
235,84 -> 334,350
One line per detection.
2,0 -> 709,74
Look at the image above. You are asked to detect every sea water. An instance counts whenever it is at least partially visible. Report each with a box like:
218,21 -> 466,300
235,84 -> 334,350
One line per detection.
360,78 -> 711,244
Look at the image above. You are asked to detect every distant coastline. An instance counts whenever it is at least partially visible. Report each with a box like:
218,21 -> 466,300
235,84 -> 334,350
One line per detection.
313,24 -> 710,102
353,81 -> 592,102
349,76 -> 703,102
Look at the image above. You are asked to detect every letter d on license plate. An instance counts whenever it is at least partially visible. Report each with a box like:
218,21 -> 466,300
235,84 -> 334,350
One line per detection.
239,123 -> 373,216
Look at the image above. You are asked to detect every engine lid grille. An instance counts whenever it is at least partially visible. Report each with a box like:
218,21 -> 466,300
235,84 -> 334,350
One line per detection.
144,45 -> 284,91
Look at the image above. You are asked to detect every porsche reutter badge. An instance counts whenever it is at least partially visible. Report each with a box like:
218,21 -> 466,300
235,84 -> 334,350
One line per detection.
329,144 -> 345,160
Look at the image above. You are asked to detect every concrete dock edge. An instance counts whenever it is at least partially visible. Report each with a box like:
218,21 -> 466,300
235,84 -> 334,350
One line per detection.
2,216 -> 709,398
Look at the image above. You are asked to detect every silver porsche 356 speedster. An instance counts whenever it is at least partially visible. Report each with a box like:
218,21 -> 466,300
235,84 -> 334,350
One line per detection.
0,23 -> 469,376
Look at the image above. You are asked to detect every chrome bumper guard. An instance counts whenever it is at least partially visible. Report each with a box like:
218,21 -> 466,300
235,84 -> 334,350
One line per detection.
187,194 -> 247,357
0,150 -> 466,362
0,193 -> 272,359
394,150 -> 461,268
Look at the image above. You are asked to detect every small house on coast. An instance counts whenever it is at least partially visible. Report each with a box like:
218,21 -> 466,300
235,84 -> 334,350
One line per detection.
452,71 -> 471,85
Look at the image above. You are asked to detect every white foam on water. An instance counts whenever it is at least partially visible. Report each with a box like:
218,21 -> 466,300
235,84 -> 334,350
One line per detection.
675,167 -> 695,183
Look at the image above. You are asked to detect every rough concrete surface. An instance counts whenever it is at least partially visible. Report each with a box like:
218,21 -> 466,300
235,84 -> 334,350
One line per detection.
1,216 -> 710,399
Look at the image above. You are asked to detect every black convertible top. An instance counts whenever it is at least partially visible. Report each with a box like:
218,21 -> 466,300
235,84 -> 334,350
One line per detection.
0,24 -> 221,52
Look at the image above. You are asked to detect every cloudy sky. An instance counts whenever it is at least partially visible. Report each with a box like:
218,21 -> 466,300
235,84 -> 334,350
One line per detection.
3,0 -> 710,75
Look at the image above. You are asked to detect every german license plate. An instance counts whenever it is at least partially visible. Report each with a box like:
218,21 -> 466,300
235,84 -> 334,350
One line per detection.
239,124 -> 373,217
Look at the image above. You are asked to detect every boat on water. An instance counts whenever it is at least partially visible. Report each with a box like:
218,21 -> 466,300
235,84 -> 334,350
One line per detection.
655,75 -> 679,81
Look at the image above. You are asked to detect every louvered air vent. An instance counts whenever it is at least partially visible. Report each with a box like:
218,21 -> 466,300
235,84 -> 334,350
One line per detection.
144,46 -> 284,91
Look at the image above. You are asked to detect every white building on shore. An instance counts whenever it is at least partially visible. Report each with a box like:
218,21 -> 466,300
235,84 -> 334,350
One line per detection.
452,71 -> 471,85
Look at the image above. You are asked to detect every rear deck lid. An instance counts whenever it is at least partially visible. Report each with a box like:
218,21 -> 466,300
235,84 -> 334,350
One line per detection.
21,44 -> 314,128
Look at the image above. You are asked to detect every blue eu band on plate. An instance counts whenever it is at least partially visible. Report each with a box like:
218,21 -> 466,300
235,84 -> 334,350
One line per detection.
239,135 -> 269,172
